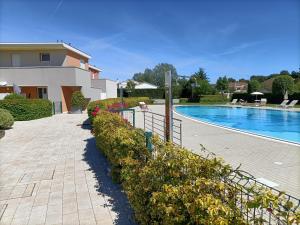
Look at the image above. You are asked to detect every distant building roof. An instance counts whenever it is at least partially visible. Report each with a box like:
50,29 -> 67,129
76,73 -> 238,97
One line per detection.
0,42 -> 91,59
119,80 -> 158,89
135,82 -> 158,89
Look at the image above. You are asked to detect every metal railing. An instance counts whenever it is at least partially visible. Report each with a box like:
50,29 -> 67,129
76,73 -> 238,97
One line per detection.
112,108 -> 136,127
132,109 -> 300,224
198,148 -> 300,224
143,111 -> 182,146
225,170 -> 300,224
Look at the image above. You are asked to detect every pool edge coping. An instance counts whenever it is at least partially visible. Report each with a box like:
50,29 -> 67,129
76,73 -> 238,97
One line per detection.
174,106 -> 300,147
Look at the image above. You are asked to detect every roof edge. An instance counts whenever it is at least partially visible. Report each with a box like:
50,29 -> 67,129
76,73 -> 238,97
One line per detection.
0,42 -> 91,59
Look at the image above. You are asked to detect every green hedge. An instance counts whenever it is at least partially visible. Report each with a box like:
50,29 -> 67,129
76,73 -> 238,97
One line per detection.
126,88 -> 165,99
119,88 -> 182,99
200,95 -> 229,104
4,93 -> 26,100
232,93 -> 300,104
93,111 -> 300,225
0,99 -> 52,121
0,108 -> 14,129
87,97 -> 151,120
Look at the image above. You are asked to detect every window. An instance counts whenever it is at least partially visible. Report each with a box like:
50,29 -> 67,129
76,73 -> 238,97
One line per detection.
80,59 -> 85,69
12,54 -> 21,67
37,87 -> 48,99
40,53 -> 50,62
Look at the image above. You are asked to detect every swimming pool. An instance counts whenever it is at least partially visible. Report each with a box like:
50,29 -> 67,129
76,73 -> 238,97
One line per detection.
175,106 -> 300,144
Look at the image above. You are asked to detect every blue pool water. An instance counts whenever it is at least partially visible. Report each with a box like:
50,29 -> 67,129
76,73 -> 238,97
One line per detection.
175,106 -> 300,144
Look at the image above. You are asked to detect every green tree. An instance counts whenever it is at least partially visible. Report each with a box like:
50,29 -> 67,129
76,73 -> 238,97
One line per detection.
272,75 -> 294,98
291,71 -> 300,79
250,75 -> 268,83
133,69 -> 153,84
192,68 -> 209,81
228,77 -> 236,82
247,79 -> 261,94
126,80 -> 136,91
193,79 -> 213,96
132,63 -> 178,87
294,80 -> 300,92
280,70 -> 290,75
216,76 -> 229,94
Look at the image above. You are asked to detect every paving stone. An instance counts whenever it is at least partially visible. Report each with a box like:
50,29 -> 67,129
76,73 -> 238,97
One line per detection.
63,213 -> 79,225
0,114 -> 135,225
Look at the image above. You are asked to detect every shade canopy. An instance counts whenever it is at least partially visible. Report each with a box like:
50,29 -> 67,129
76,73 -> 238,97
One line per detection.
251,92 -> 264,95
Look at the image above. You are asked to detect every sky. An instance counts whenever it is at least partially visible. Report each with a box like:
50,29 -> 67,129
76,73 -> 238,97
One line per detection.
0,0 -> 299,82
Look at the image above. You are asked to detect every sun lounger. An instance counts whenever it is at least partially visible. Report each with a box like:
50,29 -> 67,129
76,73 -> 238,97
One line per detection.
139,101 -> 149,111
260,98 -> 267,106
230,99 -> 238,105
278,100 -> 289,108
285,100 -> 298,108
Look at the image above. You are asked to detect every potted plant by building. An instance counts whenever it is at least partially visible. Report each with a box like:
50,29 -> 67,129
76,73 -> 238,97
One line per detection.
71,91 -> 86,114
0,108 -> 14,139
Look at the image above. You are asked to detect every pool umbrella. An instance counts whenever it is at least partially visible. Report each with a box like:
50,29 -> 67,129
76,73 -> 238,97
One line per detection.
251,91 -> 264,100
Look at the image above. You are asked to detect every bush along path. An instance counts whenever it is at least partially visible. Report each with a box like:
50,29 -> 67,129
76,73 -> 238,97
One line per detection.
0,97 -> 52,121
92,110 -> 300,225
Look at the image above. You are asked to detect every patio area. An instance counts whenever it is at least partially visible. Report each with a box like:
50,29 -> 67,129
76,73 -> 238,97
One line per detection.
0,114 -> 135,225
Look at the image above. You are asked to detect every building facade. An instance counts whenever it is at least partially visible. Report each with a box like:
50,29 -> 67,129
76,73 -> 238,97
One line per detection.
228,81 -> 248,93
0,42 -> 117,112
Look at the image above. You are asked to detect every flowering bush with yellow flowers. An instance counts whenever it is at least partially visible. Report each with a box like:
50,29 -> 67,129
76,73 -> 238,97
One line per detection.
93,110 -> 300,225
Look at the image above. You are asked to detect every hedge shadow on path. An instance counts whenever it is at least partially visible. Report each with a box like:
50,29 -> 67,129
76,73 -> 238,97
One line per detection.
83,134 -> 136,225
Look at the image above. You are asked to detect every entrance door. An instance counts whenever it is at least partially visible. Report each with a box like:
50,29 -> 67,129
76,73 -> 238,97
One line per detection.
12,54 -> 21,67
37,87 -> 48,99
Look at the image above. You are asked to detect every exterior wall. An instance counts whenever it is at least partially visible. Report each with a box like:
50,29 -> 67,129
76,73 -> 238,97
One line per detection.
0,50 -> 67,67
89,68 -> 99,79
91,79 -> 117,99
64,50 -> 89,70
75,69 -> 101,101
105,79 -> 117,98
0,67 -> 100,102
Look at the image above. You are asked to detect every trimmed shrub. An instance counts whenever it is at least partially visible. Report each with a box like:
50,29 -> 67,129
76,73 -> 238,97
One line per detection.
87,97 -> 151,121
71,91 -> 86,108
0,99 -> 52,121
126,88 -> 165,99
179,98 -> 188,103
119,88 -> 181,99
0,108 -> 14,129
93,111 -> 300,225
4,93 -> 26,100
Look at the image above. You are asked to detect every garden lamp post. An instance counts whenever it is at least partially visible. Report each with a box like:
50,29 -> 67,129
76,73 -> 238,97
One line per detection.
117,80 -> 124,115
165,70 -> 173,142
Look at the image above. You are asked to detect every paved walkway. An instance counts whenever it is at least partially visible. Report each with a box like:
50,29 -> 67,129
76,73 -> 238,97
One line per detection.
135,105 -> 300,199
0,114 -> 135,225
